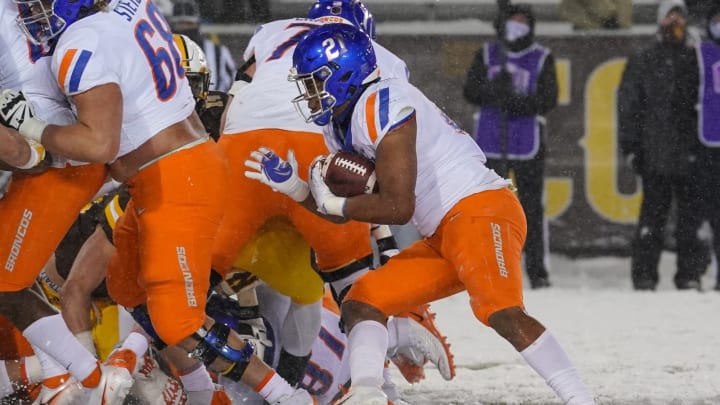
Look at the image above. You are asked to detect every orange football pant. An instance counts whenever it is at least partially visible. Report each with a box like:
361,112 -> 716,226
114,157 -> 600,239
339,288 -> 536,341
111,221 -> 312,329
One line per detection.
106,140 -> 228,346
0,164 -> 108,291
212,129 -> 372,277
345,187 -> 527,325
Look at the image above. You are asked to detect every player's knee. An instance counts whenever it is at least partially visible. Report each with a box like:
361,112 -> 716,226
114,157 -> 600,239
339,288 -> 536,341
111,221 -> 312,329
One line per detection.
187,322 -> 255,382
314,251 -> 373,305
340,299 -> 386,332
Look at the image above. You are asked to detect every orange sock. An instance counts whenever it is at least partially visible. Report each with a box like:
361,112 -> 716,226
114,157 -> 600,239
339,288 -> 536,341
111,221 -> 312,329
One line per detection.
80,363 -> 102,388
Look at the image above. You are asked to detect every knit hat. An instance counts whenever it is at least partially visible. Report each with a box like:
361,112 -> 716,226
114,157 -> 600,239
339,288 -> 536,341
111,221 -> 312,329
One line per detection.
657,0 -> 687,25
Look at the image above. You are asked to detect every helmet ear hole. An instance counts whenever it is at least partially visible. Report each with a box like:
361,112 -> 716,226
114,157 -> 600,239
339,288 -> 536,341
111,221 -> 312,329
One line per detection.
339,71 -> 353,83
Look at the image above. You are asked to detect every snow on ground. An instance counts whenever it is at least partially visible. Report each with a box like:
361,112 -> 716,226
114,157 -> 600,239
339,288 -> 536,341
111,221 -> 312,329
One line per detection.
392,252 -> 720,405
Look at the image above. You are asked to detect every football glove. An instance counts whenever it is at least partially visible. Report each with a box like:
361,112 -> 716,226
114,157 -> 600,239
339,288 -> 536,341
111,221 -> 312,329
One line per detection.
244,147 -> 310,202
0,89 -> 47,142
309,156 -> 346,217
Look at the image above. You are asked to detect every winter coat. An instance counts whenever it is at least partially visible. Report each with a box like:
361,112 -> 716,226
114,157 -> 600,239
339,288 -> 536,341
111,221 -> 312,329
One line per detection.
617,41 -> 702,176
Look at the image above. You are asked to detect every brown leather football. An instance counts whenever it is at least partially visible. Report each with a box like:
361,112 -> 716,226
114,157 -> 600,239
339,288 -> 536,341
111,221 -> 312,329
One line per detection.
321,151 -> 377,197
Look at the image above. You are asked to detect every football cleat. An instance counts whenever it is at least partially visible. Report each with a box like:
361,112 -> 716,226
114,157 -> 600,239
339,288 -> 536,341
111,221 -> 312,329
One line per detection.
333,386 -> 387,405
82,360 -> 134,405
105,349 -> 139,375
130,352 -> 187,405
32,373 -> 84,405
392,304 -> 456,382
270,388 -> 318,405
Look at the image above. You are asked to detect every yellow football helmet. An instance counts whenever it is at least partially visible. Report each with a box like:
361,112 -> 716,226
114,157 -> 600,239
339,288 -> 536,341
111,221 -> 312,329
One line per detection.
173,33 -> 210,101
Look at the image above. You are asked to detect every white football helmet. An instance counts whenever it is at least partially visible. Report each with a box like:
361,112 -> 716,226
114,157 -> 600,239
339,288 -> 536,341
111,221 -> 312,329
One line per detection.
173,33 -> 210,101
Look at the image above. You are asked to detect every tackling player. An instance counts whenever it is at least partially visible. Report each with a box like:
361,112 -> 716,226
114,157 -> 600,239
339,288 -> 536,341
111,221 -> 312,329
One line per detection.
0,2 -> 127,404
9,1 -> 313,404
248,24 -> 597,405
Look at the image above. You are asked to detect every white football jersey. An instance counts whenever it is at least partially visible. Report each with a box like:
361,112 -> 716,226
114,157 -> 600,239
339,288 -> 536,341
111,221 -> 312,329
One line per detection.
223,18 -> 409,135
323,78 -> 512,237
50,0 -> 195,160
0,2 -> 74,126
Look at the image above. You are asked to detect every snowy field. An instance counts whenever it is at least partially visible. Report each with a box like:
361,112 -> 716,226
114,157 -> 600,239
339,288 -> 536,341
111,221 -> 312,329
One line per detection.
392,252 -> 720,405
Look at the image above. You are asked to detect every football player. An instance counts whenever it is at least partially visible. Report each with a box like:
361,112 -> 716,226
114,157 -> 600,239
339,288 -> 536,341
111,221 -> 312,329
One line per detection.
0,2 -> 122,404
215,0 -> 421,388
9,1 -> 312,404
248,24 -> 597,404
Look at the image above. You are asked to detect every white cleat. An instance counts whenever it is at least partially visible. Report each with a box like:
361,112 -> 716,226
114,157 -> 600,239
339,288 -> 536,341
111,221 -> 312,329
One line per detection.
334,386 -> 388,405
83,364 -> 134,405
32,374 -> 84,405
270,388 -> 317,405
131,353 -> 187,405
394,316 -> 454,381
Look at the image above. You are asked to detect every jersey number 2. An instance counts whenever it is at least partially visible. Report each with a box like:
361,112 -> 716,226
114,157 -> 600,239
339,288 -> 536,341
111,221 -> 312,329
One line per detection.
135,1 -> 185,101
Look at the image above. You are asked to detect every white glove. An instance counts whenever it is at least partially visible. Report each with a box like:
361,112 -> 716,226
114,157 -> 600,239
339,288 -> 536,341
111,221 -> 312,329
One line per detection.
244,147 -> 310,202
309,156 -> 346,217
0,89 -> 47,142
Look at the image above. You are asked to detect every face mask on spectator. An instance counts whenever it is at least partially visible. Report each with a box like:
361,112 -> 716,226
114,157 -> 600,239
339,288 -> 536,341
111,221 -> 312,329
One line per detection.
505,21 -> 530,43
711,22 -> 720,40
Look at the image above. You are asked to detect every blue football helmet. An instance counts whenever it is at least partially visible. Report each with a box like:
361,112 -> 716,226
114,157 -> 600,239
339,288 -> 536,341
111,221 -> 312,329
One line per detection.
289,23 -> 378,126
14,0 -> 96,45
307,0 -> 376,39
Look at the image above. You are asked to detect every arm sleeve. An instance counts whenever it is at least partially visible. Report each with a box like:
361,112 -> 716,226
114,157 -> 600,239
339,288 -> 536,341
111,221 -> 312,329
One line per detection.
500,53 -> 558,116
617,53 -> 643,156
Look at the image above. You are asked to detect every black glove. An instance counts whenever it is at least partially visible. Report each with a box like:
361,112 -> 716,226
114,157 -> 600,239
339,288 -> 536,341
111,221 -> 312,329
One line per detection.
485,70 -> 514,105
497,93 -> 528,115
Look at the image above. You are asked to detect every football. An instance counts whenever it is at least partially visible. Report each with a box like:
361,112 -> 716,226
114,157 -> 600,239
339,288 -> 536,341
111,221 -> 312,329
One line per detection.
321,151 -> 377,197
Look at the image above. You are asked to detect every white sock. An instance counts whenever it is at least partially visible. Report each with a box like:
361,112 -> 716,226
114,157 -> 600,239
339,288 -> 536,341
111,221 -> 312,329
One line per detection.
386,317 -> 410,355
74,331 -> 97,358
23,355 -> 43,384
119,331 -> 149,359
0,361 -> 14,399
348,320 -> 388,388
23,314 -> 98,382
255,371 -> 295,403
29,345 -> 67,380
521,331 -> 595,405
381,366 -> 401,402
281,299 -> 321,356
178,363 -> 215,392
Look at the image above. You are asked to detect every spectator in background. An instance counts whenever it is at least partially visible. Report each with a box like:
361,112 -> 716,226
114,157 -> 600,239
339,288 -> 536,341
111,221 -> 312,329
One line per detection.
463,4 -> 557,289
559,0 -> 632,30
166,0 -> 237,93
696,3 -> 720,291
686,0 -> 715,25
618,0 -> 706,291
